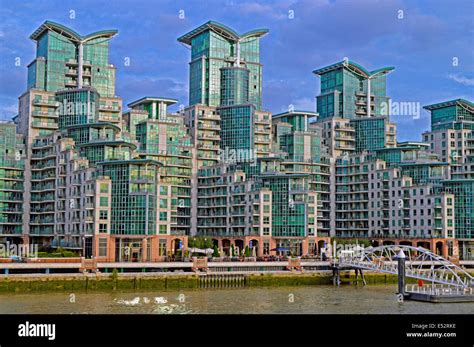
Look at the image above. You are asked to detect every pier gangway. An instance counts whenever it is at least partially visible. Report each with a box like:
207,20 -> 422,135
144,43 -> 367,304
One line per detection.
338,245 -> 474,289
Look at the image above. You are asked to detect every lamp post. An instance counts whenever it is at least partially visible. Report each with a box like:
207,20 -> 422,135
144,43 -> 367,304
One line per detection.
397,249 -> 406,297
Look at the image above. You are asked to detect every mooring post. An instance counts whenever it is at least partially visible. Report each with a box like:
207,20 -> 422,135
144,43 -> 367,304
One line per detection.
332,264 -> 340,286
361,269 -> 367,286
397,249 -> 406,296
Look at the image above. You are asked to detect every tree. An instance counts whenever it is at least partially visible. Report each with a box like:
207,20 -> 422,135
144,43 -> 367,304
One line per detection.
244,246 -> 251,257
213,245 -> 220,258
188,237 -> 213,249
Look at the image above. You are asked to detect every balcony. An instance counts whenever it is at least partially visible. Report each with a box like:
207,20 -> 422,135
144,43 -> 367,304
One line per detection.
65,69 -> 78,75
198,132 -> 220,140
65,79 -> 77,87
31,121 -> 57,129
99,104 -> 121,112
31,150 -> 55,159
32,99 -> 59,107
199,113 -> 220,120
198,123 -> 220,130
254,126 -> 270,134
32,110 -> 58,118
99,115 -> 120,122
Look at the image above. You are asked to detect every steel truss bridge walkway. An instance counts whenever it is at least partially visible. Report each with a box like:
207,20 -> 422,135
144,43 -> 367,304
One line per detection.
338,245 -> 474,289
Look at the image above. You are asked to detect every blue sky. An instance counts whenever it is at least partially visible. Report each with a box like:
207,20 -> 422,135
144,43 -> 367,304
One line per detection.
0,0 -> 473,141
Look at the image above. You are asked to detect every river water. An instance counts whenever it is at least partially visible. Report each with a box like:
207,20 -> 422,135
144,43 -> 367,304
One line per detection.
0,285 -> 472,314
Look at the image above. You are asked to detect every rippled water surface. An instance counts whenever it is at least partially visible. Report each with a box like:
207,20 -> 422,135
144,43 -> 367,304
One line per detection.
0,285 -> 472,314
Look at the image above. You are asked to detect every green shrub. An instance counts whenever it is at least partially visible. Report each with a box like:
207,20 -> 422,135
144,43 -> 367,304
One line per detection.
188,237 -> 213,249
212,245 -> 220,258
244,246 -> 251,257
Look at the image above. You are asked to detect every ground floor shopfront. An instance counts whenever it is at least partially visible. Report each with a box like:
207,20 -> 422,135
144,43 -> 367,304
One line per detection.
207,236 -> 331,257
93,235 -> 332,260
93,235 -> 189,262
9,235 -> 465,261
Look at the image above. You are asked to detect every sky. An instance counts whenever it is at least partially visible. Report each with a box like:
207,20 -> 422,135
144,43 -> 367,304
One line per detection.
0,0 -> 473,141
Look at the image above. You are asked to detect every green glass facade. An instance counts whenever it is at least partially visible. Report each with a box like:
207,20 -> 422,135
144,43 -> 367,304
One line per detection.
424,99 -> 474,131
442,180 -> 473,239
56,88 -> 99,128
135,118 -> 192,235
262,175 -> 309,237
0,123 -> 25,238
98,160 -> 159,235
220,67 -> 250,106
178,21 -> 267,109
314,60 -> 393,120
351,117 -> 387,153
400,163 -> 448,185
28,21 -> 117,96
219,105 -> 255,153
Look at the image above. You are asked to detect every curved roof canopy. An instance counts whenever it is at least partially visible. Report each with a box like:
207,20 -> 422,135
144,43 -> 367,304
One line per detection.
178,20 -> 268,45
313,60 -> 394,79
63,122 -> 121,132
273,110 -> 318,119
128,97 -> 178,109
30,20 -> 118,43
423,99 -> 474,112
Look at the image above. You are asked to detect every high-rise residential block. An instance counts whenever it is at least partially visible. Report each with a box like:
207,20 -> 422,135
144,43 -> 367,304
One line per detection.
178,21 -> 268,109
2,19 -> 471,261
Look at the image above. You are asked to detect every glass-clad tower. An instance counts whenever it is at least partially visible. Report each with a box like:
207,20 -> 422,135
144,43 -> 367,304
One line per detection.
423,99 -> 474,132
129,97 -> 193,236
422,99 -> 474,259
178,21 -> 268,109
28,21 -> 117,97
0,123 -> 25,244
313,60 -> 394,120
313,60 -> 396,158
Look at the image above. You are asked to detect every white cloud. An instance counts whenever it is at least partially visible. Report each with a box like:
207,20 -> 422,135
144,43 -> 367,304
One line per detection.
1,103 -> 17,114
448,74 -> 474,86
292,97 -> 315,111
277,97 -> 315,113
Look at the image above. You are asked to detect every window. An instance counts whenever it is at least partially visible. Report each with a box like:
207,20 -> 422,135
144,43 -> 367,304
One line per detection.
159,225 -> 167,234
99,238 -> 107,257
158,239 -> 167,256
99,210 -> 108,220
160,198 -> 168,208
159,212 -> 168,221
100,183 -> 108,193
263,194 -> 270,202
160,186 -> 168,195
100,197 -> 108,207
263,205 -> 270,213
99,223 -> 107,233
263,241 -> 270,255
